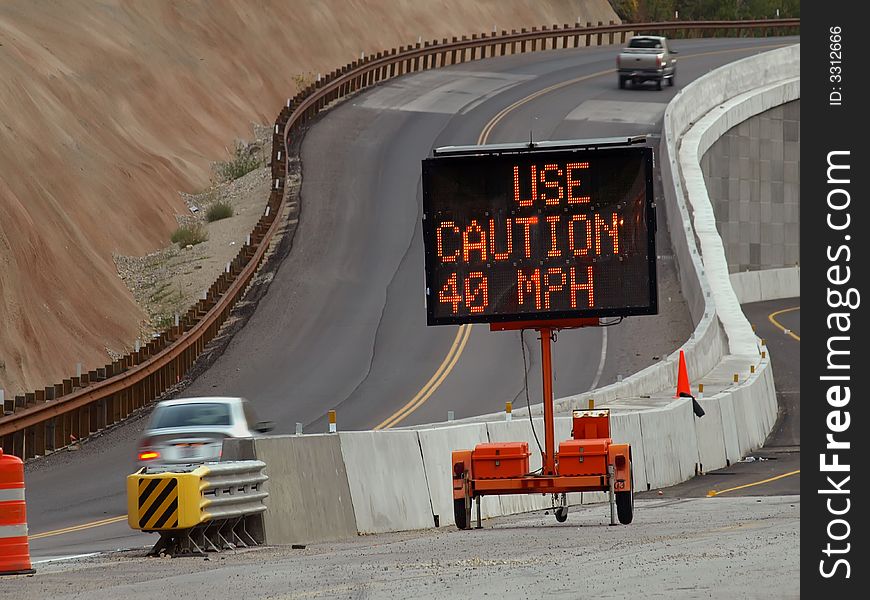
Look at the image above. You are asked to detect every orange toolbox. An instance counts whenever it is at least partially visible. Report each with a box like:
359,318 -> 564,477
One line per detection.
558,439 -> 610,476
472,442 -> 530,479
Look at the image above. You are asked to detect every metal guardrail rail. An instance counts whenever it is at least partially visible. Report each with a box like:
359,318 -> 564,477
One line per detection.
0,18 -> 799,459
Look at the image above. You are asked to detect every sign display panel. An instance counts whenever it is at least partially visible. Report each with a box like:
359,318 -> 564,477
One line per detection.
421,145 -> 657,326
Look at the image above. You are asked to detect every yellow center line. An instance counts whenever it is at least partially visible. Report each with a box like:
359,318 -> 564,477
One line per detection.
379,42 -> 787,430
28,515 -> 128,540
768,306 -> 800,341
707,469 -> 800,497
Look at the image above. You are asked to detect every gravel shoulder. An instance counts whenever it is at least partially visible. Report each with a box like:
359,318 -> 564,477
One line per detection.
10,496 -> 799,600
112,128 -> 282,342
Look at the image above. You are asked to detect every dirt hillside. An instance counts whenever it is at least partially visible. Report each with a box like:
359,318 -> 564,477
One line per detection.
0,0 -> 619,395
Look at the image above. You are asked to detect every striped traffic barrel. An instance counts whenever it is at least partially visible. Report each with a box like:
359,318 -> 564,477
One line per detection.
0,447 -> 34,575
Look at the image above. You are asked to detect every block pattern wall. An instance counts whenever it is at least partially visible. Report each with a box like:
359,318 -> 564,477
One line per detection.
700,100 -> 800,272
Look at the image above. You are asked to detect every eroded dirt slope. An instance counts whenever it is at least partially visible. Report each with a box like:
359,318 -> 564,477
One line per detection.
0,0 -> 618,394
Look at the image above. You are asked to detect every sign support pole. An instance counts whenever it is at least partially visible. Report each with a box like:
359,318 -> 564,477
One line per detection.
538,327 -> 556,476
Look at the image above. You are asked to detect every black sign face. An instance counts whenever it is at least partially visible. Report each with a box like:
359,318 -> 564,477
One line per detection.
421,146 -> 657,326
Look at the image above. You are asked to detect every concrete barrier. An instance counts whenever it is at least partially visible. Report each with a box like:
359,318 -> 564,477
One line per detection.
225,434 -> 358,545
416,423 -> 497,526
610,411 -> 649,493
716,393 -> 741,466
339,430 -> 434,533
638,405 -> 683,488
730,267 -> 800,304
692,397 -> 728,473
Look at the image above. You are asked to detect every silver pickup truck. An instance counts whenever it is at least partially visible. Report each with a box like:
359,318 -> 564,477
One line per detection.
617,35 -> 677,90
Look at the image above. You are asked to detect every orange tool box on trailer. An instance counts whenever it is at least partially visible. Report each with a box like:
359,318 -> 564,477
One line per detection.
471,442 -> 530,479
557,439 -> 610,477
571,409 -> 610,440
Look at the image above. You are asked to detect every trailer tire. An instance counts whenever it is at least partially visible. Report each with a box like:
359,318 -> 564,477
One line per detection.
454,498 -> 469,530
555,506 -> 568,522
616,490 -> 633,524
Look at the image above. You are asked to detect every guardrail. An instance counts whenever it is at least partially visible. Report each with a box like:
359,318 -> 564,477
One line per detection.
127,460 -> 268,555
0,18 -> 800,459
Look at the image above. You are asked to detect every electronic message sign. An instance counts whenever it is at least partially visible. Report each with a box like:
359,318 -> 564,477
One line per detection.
421,144 -> 657,326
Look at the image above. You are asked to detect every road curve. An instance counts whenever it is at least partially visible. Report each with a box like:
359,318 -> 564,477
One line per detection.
24,36 -> 797,560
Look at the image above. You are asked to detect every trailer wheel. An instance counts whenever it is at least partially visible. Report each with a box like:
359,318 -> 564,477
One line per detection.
555,506 -> 568,523
616,490 -> 633,524
454,499 -> 469,530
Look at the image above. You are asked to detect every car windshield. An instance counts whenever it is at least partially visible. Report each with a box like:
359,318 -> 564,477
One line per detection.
151,403 -> 232,429
629,38 -> 662,49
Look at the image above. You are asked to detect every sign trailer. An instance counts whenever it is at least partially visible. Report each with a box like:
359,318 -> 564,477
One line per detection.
421,137 -> 658,527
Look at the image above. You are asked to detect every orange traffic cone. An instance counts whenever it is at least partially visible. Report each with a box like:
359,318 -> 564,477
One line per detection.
675,349 -> 691,398
0,447 -> 34,576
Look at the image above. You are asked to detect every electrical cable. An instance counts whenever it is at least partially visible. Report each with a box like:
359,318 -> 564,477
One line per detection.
599,317 -> 624,327
520,329 -> 544,461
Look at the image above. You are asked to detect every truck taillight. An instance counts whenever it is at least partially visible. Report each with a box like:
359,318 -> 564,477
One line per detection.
656,54 -> 663,68
139,451 -> 160,461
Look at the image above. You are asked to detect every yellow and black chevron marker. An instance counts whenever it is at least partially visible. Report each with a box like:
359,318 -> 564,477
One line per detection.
137,476 -> 179,530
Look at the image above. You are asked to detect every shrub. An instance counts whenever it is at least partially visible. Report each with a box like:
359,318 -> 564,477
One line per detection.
213,141 -> 263,182
206,200 -> 234,222
170,224 -> 208,247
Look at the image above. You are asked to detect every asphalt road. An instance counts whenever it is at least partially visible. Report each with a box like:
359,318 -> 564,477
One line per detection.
23,37 -> 797,561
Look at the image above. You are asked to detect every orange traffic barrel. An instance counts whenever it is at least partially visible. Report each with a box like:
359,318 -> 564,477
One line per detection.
0,447 -> 34,575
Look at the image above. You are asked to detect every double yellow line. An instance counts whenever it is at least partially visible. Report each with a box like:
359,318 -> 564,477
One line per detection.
29,515 -> 127,541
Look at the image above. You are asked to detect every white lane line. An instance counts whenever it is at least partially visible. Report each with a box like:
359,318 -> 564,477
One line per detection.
588,326 -> 608,391
32,552 -> 101,564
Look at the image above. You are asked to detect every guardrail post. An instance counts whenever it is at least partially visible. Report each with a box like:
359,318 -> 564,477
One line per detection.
33,421 -> 46,458
585,22 -> 592,46
1,389 -> 10,416
12,429 -> 24,459
46,418 -> 56,453
608,21 -> 615,44
597,21 -> 603,45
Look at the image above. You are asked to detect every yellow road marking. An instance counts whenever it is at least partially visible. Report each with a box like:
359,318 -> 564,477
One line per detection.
28,515 -> 127,540
707,469 -> 800,497
375,324 -> 472,429
768,306 -> 800,341
380,42 -> 787,429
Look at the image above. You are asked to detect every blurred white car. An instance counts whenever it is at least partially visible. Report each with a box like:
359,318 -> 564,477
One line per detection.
136,396 -> 273,466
